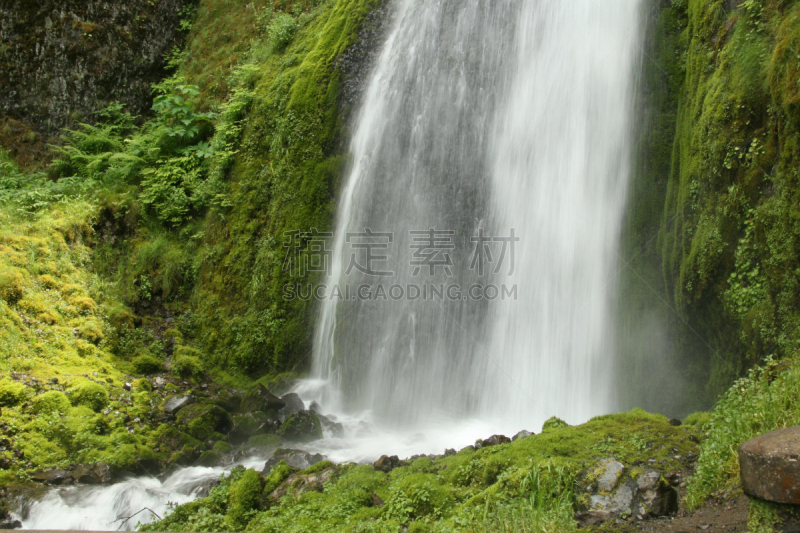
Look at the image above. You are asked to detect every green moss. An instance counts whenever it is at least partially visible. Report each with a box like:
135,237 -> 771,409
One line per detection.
683,411 -> 712,427
148,408 -> 698,533
173,347 -> 205,378
176,402 -> 230,441
104,442 -> 157,472
248,434 -> 280,447
195,450 -> 221,466
132,354 -> 163,375
31,391 -> 71,415
191,0 -> 382,376
67,380 -> 110,412
213,440 -> 233,454
133,378 -> 153,392
541,416 -> 569,433
0,378 -> 28,406
0,266 -> 26,303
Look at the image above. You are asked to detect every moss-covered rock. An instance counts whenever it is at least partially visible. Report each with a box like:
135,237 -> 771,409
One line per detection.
30,391 -> 71,415
172,347 -> 205,379
176,402 -> 231,441
67,380 -> 109,412
0,378 -> 28,406
541,416 -> 569,433
277,410 -> 322,442
132,354 -> 163,375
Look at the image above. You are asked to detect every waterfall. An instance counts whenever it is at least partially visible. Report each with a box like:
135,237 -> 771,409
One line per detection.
312,0 -> 642,433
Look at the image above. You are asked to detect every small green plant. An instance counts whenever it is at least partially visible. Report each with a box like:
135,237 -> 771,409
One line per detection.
268,14 -> 298,51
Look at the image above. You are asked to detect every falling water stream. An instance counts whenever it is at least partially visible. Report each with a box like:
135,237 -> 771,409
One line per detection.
310,0 -> 642,445
19,0 -> 642,528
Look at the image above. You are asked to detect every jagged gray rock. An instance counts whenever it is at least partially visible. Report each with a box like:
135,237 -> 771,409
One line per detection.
574,457 -> 677,526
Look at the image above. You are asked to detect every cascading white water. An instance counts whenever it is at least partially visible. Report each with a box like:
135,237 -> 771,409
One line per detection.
312,0 -> 642,443
16,456 -> 267,530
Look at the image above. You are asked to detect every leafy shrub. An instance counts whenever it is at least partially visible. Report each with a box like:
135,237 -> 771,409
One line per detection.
686,358 -> 800,507
67,380 -> 109,412
132,354 -> 163,375
268,14 -> 297,51
226,468 -> 263,529
262,460 -> 293,496
0,378 -> 28,406
31,391 -> 71,415
384,473 -> 452,524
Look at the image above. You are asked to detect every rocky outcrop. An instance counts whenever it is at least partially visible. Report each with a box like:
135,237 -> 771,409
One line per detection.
373,454 -> 403,473
739,426 -> 800,504
476,434 -> 511,448
280,393 -> 304,419
262,449 -> 326,475
575,458 -> 678,526
267,466 -> 336,501
241,384 -> 285,416
277,410 -> 323,442
229,411 -> 280,443
0,0 -> 192,137
30,461 -> 111,485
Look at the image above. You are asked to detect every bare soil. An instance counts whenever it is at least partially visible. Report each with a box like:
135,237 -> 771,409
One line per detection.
591,495 -> 749,533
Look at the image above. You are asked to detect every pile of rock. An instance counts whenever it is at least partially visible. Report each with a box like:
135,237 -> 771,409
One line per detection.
574,457 -> 678,526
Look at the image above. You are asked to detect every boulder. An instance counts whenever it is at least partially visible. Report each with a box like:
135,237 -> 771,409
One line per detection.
277,410 -> 323,442
164,394 -> 195,415
194,450 -> 221,467
478,434 -> 511,448
268,466 -> 336,501
0,518 -> 21,529
229,411 -> 279,443
31,468 -> 71,485
241,384 -> 285,414
280,392 -> 305,419
575,458 -> 677,524
71,462 -> 111,484
262,448 -> 326,475
317,412 -> 345,437
513,430 -> 533,441
215,389 -> 243,412
373,455 -> 402,473
739,426 -> 800,504
176,403 -> 231,441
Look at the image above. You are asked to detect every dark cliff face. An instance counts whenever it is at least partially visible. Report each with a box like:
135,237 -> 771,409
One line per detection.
0,0 -> 192,138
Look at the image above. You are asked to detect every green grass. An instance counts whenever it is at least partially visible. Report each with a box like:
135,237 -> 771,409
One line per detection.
685,357 -> 800,508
